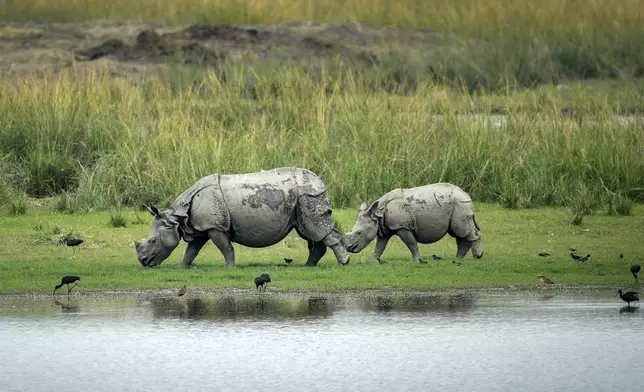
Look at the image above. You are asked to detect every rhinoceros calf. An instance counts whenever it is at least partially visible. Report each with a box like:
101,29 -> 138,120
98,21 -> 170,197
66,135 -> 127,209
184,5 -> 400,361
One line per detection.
134,167 -> 350,268
343,183 -> 483,264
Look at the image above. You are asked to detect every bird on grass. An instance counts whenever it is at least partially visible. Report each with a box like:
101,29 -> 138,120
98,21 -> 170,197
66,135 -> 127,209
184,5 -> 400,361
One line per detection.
65,237 -> 84,252
284,258 -> 293,265
254,273 -> 272,293
570,253 -> 591,263
538,275 -> 555,284
53,275 -> 80,295
617,290 -> 639,307
620,253 -> 624,259
631,264 -> 641,280
569,248 -> 577,252
452,261 -> 463,267
431,255 -> 442,260
177,285 -> 188,297
538,252 -> 550,257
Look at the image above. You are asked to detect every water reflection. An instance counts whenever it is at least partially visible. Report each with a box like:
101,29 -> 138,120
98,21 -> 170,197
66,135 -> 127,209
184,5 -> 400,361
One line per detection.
360,293 -> 476,315
147,295 -> 338,321
620,305 -> 639,314
54,299 -> 81,313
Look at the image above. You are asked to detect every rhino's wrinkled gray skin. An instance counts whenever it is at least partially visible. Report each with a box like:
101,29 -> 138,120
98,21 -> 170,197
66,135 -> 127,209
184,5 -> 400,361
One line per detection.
134,167 -> 350,268
344,183 -> 483,264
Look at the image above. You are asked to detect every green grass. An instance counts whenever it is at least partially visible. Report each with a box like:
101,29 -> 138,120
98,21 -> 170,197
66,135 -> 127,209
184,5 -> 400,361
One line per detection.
0,67 -> 642,212
2,0 -> 644,88
0,204 -> 642,295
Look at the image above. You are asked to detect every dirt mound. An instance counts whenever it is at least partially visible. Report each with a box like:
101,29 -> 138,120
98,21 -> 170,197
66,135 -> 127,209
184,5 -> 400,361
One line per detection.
0,20 -> 473,76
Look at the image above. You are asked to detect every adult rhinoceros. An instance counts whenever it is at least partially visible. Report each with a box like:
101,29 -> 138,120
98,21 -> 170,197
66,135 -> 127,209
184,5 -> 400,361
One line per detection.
134,167 -> 350,268
343,183 -> 483,264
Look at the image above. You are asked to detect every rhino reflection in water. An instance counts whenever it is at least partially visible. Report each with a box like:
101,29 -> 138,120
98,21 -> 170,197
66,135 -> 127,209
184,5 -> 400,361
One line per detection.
134,167 -> 349,268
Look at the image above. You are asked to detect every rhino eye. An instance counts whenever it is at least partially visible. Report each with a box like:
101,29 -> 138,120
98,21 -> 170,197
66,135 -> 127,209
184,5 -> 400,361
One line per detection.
357,230 -> 362,235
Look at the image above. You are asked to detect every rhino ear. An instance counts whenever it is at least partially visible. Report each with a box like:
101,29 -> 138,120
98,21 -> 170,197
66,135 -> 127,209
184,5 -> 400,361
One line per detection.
143,204 -> 160,217
368,200 -> 384,220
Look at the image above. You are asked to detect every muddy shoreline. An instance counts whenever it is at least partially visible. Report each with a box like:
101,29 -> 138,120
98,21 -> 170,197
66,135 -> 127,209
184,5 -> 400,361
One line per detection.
0,285 -> 626,300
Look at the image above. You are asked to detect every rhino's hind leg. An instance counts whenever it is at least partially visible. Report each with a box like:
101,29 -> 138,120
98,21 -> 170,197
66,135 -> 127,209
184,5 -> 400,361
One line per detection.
397,229 -> 427,264
305,240 -> 327,267
180,236 -> 209,268
208,230 -> 236,267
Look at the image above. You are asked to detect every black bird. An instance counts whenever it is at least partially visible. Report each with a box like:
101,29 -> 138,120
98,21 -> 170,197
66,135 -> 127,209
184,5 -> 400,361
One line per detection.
620,253 -> 624,259
65,237 -> 84,252
432,255 -> 442,260
631,264 -> 641,280
452,261 -> 463,267
570,253 -> 591,262
538,252 -> 550,257
254,276 -> 267,292
53,275 -> 80,295
284,258 -> 293,264
617,290 -> 639,307
569,248 -> 577,252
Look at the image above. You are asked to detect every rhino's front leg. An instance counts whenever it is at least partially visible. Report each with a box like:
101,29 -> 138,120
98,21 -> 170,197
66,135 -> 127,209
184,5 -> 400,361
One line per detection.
179,237 -> 209,268
208,229 -> 236,268
305,240 -> 327,267
322,230 -> 350,265
455,237 -> 472,259
397,229 -> 427,264
372,234 -> 392,265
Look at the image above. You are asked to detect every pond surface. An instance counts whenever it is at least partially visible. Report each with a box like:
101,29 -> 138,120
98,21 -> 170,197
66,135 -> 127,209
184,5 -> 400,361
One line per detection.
0,291 -> 642,392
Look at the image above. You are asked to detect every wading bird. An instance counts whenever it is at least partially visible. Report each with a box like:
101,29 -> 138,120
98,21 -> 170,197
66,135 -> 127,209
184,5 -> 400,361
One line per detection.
617,290 -> 639,307
631,264 -> 641,280
177,285 -> 187,297
65,237 -> 84,252
538,252 -> 550,257
538,275 -> 555,284
254,276 -> 267,292
53,275 -> 80,295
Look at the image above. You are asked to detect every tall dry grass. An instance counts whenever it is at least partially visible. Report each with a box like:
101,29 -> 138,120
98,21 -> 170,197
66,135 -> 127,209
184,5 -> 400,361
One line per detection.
0,64 -> 642,211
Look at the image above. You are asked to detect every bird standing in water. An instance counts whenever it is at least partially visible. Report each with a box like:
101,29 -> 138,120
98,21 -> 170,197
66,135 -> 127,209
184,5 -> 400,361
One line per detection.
630,264 -> 641,280
53,275 -> 80,295
177,285 -> 188,297
617,290 -> 639,307
538,275 -> 555,284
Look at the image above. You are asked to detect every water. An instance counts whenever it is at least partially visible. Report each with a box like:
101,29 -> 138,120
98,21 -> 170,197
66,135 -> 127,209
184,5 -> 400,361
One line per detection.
0,291 -> 642,392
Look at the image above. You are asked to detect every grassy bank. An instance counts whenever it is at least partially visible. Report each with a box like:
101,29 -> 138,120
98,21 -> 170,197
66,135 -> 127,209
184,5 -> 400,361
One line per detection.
2,0 -> 644,88
0,203 -> 642,295
1,67 -> 643,213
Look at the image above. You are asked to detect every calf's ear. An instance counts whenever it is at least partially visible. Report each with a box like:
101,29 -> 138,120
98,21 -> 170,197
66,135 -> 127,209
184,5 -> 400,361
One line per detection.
143,204 -> 161,217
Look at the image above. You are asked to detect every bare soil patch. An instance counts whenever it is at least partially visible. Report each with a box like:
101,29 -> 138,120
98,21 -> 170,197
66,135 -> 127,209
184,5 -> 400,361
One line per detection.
0,20 -> 473,76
